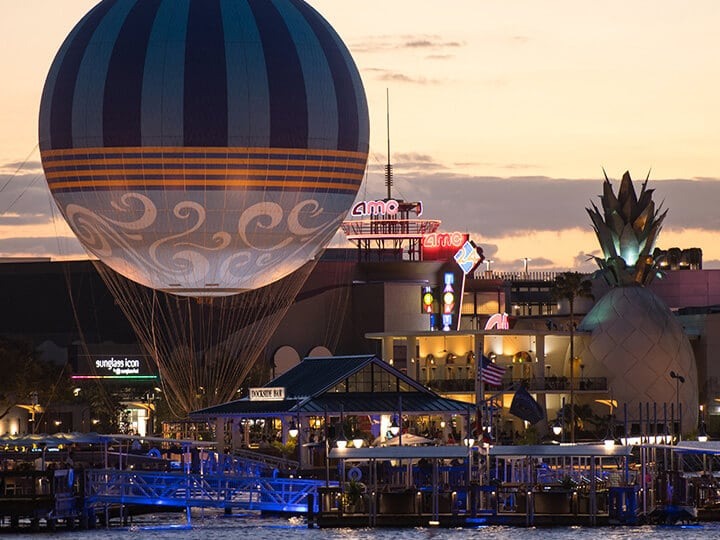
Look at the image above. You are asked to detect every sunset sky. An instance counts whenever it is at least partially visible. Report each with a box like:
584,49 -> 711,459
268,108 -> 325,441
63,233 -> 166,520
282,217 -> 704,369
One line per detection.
1,1 -> 719,272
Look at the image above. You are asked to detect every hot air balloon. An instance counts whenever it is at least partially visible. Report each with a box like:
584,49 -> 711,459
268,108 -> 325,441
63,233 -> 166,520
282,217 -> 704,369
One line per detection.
39,0 -> 369,415
39,0 -> 369,296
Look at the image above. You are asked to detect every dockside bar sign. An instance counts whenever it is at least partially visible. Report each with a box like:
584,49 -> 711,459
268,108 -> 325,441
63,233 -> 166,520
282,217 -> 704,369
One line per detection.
249,387 -> 286,401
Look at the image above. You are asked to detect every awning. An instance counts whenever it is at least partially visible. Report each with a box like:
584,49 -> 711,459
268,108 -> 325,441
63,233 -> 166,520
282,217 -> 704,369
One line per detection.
489,443 -> 634,458
330,445 -> 470,461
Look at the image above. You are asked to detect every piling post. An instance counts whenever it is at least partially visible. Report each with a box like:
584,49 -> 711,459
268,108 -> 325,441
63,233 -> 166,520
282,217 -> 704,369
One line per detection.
307,493 -> 315,528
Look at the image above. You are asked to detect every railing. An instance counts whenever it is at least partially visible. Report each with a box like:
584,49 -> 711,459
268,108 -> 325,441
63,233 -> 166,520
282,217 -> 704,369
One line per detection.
340,219 -> 441,238
85,469 -> 327,514
230,448 -> 299,475
426,377 -> 608,393
473,270 -> 563,282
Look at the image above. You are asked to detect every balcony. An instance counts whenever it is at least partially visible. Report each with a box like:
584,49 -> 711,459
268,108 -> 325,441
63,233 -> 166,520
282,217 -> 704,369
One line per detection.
426,376 -> 608,394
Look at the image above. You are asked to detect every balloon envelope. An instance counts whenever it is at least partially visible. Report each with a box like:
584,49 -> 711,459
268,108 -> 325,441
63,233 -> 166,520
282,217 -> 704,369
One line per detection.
39,0 -> 369,296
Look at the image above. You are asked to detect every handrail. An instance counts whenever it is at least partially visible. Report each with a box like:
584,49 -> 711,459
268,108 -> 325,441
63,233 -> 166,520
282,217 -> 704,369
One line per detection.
230,448 -> 299,474
427,377 -> 608,393
84,469 -> 329,513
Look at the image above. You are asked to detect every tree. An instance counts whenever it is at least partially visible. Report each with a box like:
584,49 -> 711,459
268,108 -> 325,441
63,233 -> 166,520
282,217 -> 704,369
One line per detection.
551,272 -> 594,443
0,337 -> 66,426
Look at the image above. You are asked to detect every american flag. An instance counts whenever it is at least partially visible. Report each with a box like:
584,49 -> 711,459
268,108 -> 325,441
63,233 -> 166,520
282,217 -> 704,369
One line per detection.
479,354 -> 506,386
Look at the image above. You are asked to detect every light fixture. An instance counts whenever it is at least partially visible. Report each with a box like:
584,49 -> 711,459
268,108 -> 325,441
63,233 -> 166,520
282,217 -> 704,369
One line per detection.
440,420 -> 446,429
698,423 -> 709,443
336,422 -> 348,448
288,420 -> 299,438
604,416 -> 615,448
352,438 -> 364,449
463,437 -> 475,447
552,421 -> 563,437
389,416 -> 400,436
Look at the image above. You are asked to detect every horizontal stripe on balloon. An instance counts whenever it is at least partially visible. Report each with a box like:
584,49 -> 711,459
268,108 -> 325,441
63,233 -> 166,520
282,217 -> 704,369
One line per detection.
42,158 -> 366,170
46,178 -> 362,192
41,146 -> 367,160
45,167 -> 362,182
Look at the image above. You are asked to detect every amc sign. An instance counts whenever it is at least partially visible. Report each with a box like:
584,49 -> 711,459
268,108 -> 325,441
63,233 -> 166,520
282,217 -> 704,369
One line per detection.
249,387 -> 286,401
351,199 -> 424,217
422,232 -> 469,262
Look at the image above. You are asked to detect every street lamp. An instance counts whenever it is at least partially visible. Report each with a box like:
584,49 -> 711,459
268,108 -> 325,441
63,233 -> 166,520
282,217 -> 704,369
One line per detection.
552,421 -> 563,438
670,370 -> 685,441
699,405 -> 709,442
522,257 -> 532,274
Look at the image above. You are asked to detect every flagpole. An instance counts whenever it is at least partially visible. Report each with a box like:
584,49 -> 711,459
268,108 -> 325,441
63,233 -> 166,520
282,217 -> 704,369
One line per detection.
475,336 -> 485,439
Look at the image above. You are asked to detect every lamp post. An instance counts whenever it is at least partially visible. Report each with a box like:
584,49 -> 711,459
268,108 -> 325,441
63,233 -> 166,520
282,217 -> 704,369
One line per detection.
522,257 -> 532,274
30,391 -> 38,435
670,370 -> 685,442
698,405 -> 708,442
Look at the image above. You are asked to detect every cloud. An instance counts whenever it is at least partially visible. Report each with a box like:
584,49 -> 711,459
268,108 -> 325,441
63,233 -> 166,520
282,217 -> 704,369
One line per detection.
366,68 -> 439,85
574,251 -> 600,268
0,159 -> 43,173
0,172 -> 56,226
351,35 -> 465,54
0,236 -> 84,258
403,39 -> 462,49
361,168 -> 720,237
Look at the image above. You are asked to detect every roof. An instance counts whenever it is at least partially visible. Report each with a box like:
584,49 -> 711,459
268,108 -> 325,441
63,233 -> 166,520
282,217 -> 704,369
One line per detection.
0,432 -> 216,448
0,432 -> 109,447
489,444 -> 635,458
267,355 -> 428,398
666,441 -> 720,455
191,392 -> 472,418
190,355 -> 458,418
330,446 -> 470,461
192,399 -> 303,417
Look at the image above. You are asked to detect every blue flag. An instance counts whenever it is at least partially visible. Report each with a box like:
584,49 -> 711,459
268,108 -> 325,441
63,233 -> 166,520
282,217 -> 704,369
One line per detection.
509,386 -> 545,425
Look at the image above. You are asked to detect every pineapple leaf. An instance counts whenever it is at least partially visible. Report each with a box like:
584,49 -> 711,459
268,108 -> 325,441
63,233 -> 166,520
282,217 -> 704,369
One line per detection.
619,223 -> 641,265
602,179 -> 621,214
587,206 -> 619,258
618,171 -> 638,211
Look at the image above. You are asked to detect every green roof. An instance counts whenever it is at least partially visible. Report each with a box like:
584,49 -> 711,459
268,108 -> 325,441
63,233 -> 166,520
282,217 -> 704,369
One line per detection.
190,355 -> 471,418
269,354 -> 418,397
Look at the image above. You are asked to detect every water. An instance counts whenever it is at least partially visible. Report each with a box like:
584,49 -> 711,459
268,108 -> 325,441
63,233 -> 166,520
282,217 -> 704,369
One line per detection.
5,512 -> 719,540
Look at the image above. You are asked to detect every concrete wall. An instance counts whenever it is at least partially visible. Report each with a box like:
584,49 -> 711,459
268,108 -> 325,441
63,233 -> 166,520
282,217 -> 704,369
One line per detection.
384,282 -> 430,333
649,270 -> 720,309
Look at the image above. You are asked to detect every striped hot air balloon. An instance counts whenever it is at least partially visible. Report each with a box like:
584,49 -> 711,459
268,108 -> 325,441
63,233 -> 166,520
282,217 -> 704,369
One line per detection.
39,0 -> 369,296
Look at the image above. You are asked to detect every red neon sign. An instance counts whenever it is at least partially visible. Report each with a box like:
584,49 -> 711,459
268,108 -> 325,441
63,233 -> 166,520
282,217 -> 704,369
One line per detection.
422,232 -> 469,262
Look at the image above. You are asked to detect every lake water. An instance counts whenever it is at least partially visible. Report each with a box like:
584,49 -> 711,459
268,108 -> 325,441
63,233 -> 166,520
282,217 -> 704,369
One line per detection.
6,512 -> 720,540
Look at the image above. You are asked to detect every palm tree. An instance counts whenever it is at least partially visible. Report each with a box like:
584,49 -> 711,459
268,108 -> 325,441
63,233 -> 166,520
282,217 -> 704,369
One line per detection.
552,272 -> 594,443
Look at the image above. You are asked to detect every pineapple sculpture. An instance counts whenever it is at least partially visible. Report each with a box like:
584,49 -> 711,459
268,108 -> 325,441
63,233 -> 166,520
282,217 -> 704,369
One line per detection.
576,171 -> 698,434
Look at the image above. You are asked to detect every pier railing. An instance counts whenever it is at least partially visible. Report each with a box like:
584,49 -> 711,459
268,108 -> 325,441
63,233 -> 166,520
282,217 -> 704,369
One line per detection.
84,469 -> 327,513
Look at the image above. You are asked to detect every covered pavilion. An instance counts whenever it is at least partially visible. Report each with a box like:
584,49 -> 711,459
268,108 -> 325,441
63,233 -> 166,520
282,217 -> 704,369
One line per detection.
190,355 -> 475,471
